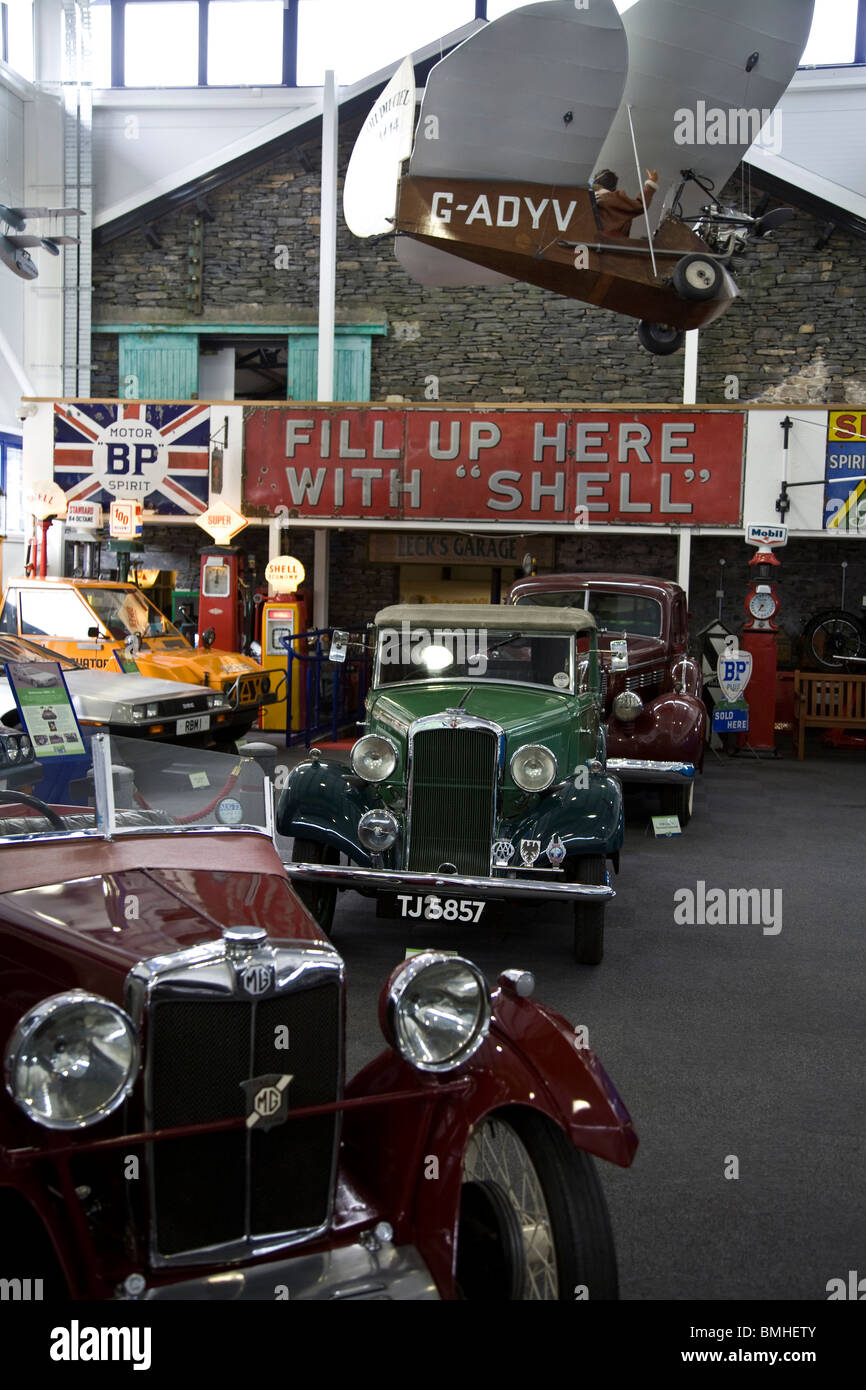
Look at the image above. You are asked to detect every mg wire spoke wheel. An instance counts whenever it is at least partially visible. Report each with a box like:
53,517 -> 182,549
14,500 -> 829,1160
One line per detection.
455,1110 -> 618,1301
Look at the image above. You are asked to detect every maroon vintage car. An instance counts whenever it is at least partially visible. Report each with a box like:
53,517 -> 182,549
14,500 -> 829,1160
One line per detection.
511,574 -> 705,825
0,733 -> 637,1301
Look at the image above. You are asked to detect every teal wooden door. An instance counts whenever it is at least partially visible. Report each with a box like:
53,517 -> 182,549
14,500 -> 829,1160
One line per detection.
118,333 -> 199,399
287,335 -> 371,402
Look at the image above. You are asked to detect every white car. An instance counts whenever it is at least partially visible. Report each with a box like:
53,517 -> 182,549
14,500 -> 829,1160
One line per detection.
0,635 -> 235,745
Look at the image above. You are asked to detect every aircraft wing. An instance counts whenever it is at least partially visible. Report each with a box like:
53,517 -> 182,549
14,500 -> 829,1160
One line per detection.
409,0 -> 628,186
595,0 -> 816,230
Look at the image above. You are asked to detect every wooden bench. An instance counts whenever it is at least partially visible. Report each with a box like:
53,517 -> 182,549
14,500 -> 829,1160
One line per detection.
793,670 -> 866,759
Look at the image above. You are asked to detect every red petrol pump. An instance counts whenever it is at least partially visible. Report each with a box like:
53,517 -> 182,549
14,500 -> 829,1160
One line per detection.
739,527 -> 785,754
198,546 -> 246,651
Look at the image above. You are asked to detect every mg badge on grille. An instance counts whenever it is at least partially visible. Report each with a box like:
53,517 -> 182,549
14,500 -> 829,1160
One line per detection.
240,962 -> 275,996
492,838 -> 515,868
242,1073 -> 293,1131
520,839 -> 541,867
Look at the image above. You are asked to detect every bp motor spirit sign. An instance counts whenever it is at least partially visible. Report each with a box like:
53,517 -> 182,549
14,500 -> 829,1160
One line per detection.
54,402 -> 211,516
243,407 -> 744,525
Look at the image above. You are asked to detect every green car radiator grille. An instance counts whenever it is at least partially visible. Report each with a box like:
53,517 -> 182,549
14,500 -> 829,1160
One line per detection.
406,726 -> 498,875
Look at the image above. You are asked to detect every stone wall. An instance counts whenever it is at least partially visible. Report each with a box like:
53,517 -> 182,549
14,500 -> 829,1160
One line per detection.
92,117 -> 866,406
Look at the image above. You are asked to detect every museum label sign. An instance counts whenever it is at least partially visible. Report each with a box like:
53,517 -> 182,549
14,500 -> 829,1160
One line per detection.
243,407 -> 744,525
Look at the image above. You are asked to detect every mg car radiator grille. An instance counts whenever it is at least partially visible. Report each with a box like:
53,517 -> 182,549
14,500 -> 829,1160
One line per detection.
146,980 -> 340,1262
407,727 -> 498,876
626,668 -> 665,692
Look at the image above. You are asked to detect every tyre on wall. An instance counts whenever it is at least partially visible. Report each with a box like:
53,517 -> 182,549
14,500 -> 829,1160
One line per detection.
672,253 -> 723,301
802,609 -> 866,671
637,320 -> 685,356
291,837 -> 339,934
455,1108 -> 619,1300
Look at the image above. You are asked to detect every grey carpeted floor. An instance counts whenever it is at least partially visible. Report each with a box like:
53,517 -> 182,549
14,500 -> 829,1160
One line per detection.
280,741 -> 866,1301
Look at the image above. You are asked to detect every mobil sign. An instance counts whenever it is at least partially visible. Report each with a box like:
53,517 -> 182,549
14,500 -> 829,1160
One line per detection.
243,406 -> 745,525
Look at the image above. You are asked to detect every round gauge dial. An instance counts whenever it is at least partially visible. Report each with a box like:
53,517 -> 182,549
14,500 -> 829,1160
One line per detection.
748,589 -> 778,620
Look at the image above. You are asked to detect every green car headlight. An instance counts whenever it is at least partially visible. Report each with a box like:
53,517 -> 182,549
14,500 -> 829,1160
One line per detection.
350,734 -> 397,783
380,953 -> 491,1074
4,991 -> 139,1130
358,808 -> 399,852
510,743 -> 557,793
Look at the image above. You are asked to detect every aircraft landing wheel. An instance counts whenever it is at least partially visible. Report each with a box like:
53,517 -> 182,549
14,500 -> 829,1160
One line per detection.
672,253 -> 723,301
637,321 -> 684,356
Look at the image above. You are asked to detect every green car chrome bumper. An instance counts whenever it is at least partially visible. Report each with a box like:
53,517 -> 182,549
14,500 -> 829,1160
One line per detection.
282,861 -> 614,904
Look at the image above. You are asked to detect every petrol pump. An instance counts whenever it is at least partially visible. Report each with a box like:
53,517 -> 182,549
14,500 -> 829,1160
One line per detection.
259,554 -> 308,732
739,527 -> 785,754
198,546 -> 246,651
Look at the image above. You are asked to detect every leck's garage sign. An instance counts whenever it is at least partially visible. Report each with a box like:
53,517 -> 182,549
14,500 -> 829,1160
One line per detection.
243,407 -> 744,525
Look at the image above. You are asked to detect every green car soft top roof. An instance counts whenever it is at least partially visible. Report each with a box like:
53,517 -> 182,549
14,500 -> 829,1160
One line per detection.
373,604 -> 596,633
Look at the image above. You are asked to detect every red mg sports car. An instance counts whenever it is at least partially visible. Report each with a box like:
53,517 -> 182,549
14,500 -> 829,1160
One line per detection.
0,732 -> 637,1300
512,573 -> 705,825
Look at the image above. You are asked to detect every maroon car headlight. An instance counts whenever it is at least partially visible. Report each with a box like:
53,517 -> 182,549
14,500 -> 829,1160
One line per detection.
4,991 -> 139,1130
380,952 -> 491,1073
613,690 -> 643,723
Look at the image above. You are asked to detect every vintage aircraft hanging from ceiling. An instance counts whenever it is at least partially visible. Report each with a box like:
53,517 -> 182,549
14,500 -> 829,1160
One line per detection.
344,0 -> 815,354
0,205 -> 82,280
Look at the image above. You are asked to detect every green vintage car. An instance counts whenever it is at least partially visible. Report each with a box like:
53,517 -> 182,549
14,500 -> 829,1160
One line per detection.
278,605 -> 625,964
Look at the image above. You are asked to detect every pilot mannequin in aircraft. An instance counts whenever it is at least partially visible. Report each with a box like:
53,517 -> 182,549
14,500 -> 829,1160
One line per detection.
593,168 -> 658,238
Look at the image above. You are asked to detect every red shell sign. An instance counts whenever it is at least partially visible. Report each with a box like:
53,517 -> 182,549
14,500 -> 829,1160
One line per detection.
243,407 -> 744,525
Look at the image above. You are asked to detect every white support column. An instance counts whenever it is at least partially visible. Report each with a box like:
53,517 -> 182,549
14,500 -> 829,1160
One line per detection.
313,530 -> 330,630
676,528 -> 692,599
317,70 -> 338,403
313,70 -> 337,631
683,330 -> 699,405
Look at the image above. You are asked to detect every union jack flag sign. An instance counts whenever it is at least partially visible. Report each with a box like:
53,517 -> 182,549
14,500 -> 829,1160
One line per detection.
54,402 -> 211,516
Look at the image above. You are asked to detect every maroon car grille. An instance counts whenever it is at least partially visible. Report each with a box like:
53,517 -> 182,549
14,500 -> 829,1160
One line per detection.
625,667 -> 665,692
145,982 -> 341,1261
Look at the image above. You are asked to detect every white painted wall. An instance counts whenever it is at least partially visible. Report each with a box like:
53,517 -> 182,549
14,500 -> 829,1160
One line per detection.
92,89 -> 320,228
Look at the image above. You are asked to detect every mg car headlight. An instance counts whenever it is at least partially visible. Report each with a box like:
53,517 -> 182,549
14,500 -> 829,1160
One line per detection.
358,808 -> 399,852
380,953 -> 491,1073
613,690 -> 643,723
510,744 -> 557,793
4,991 -> 139,1130
350,734 -> 397,783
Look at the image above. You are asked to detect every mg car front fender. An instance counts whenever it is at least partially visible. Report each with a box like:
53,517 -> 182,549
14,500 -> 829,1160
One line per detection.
341,979 -> 637,1299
